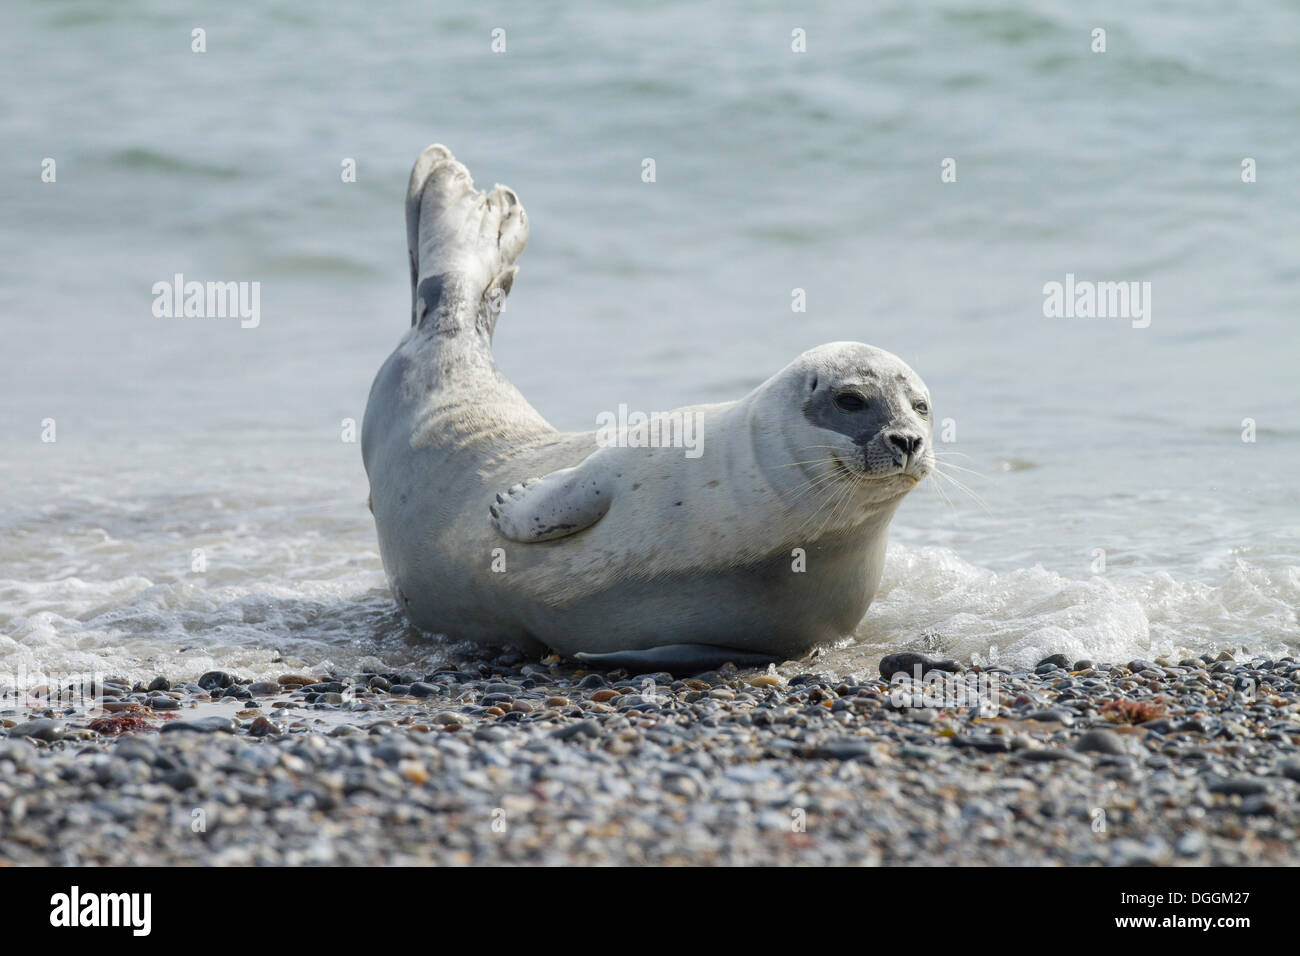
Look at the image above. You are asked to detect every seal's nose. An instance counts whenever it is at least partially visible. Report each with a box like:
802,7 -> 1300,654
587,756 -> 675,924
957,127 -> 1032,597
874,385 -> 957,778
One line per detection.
886,431 -> 923,462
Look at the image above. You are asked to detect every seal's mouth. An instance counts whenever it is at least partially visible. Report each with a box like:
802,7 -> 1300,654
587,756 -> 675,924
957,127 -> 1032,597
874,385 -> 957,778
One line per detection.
831,453 -> 927,486
876,469 -> 924,486
896,463 -> 933,486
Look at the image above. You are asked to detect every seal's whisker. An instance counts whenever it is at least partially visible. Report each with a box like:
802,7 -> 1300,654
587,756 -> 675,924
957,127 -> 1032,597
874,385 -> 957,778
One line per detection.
931,467 -> 991,513
932,465 -> 987,501
929,459 -> 991,481
928,472 -> 957,513
787,469 -> 848,505
775,457 -> 843,468
787,475 -> 849,500
784,459 -> 849,493
809,471 -> 863,538
799,486 -> 840,538
929,471 -> 966,509
824,476 -> 863,535
794,472 -> 851,536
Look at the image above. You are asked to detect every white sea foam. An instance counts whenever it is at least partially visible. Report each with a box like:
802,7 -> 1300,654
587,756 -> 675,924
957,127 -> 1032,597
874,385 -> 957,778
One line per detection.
3,533 -> 1294,685
851,545 -> 1298,672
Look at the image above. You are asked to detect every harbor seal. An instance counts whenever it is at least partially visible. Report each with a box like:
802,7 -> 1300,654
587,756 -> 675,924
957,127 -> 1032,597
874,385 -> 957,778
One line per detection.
361,144 -> 934,673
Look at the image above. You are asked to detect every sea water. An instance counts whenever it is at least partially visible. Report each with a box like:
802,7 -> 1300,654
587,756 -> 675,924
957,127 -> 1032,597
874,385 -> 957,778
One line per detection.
2,0 -> 1297,684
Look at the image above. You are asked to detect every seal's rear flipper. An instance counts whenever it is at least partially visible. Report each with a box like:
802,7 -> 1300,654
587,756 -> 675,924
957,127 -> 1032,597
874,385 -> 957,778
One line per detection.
574,644 -> 779,675
405,144 -> 452,322
490,456 -> 611,542
405,143 -> 528,333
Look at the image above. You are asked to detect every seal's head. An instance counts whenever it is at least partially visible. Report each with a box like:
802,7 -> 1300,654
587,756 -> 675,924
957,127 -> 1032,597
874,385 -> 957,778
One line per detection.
788,342 -> 934,506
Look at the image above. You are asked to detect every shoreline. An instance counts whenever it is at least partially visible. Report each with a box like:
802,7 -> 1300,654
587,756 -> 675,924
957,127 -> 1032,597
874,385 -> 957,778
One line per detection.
2,651 -> 1298,865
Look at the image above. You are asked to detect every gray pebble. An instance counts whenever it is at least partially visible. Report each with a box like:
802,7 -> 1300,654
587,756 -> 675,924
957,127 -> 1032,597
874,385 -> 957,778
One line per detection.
550,719 -> 599,741
160,716 -> 237,735
878,652 -> 963,679
1073,729 -> 1128,755
6,720 -> 64,743
1207,776 -> 1269,797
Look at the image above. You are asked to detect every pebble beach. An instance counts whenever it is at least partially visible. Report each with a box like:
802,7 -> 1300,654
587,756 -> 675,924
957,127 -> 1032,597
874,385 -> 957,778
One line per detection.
4,649 -> 1299,866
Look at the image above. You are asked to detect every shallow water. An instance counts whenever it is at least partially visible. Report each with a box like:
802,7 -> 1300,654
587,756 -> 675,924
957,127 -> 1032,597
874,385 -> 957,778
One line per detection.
2,0 -> 1297,685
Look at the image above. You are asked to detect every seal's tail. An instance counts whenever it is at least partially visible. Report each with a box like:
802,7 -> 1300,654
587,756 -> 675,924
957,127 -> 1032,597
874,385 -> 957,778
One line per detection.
404,144 -> 529,333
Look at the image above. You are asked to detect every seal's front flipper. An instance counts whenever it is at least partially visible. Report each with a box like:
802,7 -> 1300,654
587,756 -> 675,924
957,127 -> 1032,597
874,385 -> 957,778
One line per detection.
574,644 -> 780,675
490,462 -> 611,542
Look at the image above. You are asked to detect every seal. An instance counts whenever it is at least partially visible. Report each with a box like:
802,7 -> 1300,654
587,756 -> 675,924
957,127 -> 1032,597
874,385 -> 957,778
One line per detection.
362,144 -> 934,673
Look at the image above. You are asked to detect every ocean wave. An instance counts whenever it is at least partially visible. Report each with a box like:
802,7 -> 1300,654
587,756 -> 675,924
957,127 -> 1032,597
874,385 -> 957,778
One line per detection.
2,540 -> 1295,685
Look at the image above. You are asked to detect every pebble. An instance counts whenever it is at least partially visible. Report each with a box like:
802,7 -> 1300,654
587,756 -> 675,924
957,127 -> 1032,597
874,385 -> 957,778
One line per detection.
1175,831 -> 1207,856
248,716 -> 280,737
304,682 -> 347,694
807,741 -> 882,761
1014,748 -> 1088,764
197,671 -> 234,691
1024,708 -> 1075,726
1207,777 -> 1269,797
550,719 -> 599,740
663,773 -> 700,799
1,651 -> 1298,867
878,652 -> 964,679
159,769 -> 200,791
6,720 -> 65,743
160,716 -> 238,734
1072,729 -> 1127,755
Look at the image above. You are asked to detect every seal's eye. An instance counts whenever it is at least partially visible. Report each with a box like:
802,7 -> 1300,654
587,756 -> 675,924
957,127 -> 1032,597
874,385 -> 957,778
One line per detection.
913,400 -> 930,415
833,392 -> 866,412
